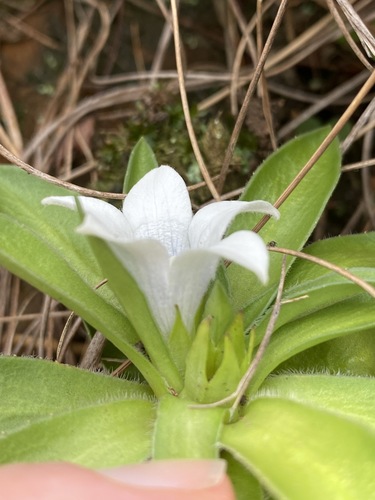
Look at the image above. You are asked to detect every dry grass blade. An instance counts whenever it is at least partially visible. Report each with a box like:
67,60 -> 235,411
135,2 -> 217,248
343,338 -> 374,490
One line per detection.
269,247 -> 375,299
0,142 -> 125,199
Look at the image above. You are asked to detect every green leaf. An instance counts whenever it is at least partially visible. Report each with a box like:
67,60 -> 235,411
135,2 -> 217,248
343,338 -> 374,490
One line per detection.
255,233 -> 375,344
221,397 -> 375,499
182,316 -> 247,404
0,165 -> 138,349
223,451 -> 263,500
182,318 -> 212,402
260,374 -> 375,429
167,309 -> 192,376
203,280 -> 235,344
226,127 -> 341,328
253,233 -> 375,377
284,233 -> 375,291
278,328 -> 375,376
248,294 -> 375,394
123,137 -> 158,193
0,356 -> 155,467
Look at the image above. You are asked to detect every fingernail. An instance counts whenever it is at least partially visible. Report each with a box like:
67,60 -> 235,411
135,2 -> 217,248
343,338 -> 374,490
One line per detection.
100,459 -> 226,489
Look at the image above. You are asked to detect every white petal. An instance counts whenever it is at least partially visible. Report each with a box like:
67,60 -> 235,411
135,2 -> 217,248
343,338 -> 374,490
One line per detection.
189,200 -> 279,248
43,196 -> 133,241
169,250 -> 220,332
122,166 -> 193,256
208,230 -> 270,284
107,239 -> 174,335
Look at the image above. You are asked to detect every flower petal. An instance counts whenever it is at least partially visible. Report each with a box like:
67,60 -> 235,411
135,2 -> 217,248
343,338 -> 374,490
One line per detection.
123,166 -> 193,256
169,251 -> 220,332
42,196 -> 133,241
208,230 -> 270,284
189,200 -> 279,248
106,239 -> 175,335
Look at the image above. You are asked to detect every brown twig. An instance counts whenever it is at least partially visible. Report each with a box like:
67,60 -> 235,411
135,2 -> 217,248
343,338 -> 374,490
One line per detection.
0,142 -> 125,199
268,247 -> 375,298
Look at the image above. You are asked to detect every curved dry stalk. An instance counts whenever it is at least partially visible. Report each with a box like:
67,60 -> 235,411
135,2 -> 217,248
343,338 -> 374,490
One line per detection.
0,142 -> 125,199
38,295 -> 52,358
269,246 -> 375,299
170,0 -> 220,201
23,85 -> 148,162
256,0 -> 277,151
252,69 -> 375,233
56,312 -> 82,362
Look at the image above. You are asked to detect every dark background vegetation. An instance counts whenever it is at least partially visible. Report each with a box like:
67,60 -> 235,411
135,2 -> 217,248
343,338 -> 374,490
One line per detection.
0,0 -> 374,363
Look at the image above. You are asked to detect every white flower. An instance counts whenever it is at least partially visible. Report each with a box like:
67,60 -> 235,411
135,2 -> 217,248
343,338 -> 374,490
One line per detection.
42,166 -> 279,335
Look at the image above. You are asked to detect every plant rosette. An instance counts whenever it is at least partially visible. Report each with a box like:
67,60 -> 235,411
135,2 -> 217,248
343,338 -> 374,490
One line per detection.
1,131 -> 375,499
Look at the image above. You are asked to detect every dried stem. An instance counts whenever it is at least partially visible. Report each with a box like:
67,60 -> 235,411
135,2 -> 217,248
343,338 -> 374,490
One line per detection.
268,247 -> 375,298
0,142 -> 125,199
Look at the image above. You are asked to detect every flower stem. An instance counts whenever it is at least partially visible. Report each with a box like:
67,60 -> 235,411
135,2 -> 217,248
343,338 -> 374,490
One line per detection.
153,395 -> 227,459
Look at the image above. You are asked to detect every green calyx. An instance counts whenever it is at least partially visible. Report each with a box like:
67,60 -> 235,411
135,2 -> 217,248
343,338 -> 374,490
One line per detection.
180,282 -> 252,405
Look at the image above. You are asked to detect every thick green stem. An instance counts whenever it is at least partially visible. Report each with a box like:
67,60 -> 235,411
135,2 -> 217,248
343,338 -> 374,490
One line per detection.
153,395 -> 227,459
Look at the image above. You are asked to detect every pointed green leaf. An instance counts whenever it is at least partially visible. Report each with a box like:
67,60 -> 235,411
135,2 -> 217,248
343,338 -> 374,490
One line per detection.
167,309 -> 192,376
203,281 -> 235,344
182,318 -> 211,402
223,451 -> 263,500
123,137 -> 158,193
255,233 -> 375,344
249,294 -> 375,393
0,165 -> 138,349
0,356 -> 155,467
260,374 -> 375,429
221,397 -> 375,499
